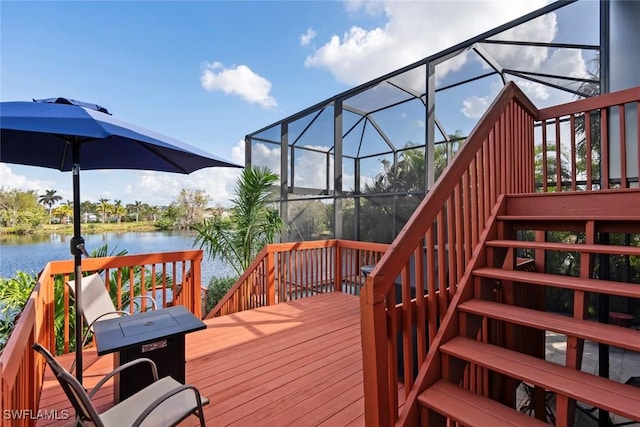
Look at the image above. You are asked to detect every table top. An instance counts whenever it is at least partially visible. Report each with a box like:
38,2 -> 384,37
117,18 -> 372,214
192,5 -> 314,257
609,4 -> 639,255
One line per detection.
93,306 -> 206,356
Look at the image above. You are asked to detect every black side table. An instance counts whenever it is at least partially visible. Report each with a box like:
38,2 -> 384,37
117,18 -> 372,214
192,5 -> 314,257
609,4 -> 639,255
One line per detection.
93,305 -> 206,402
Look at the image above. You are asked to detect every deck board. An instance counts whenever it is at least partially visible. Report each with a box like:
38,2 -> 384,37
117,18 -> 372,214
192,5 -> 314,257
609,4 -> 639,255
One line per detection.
37,292 -> 369,427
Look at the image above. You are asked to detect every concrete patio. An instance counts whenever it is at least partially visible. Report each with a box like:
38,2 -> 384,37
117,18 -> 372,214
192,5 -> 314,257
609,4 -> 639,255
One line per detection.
517,331 -> 640,426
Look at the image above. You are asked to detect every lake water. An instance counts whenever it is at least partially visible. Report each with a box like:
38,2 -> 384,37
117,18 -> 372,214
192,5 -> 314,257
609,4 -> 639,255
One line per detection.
0,230 -> 235,286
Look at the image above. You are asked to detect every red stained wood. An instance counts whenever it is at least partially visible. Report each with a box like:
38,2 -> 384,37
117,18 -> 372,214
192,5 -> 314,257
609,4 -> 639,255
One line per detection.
37,293 -> 368,427
458,299 -> 640,353
440,337 -> 640,422
418,380 -> 548,427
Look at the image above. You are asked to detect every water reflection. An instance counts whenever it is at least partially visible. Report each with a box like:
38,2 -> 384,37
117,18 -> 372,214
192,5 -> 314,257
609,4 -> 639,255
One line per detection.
0,230 -> 233,284
0,233 -> 69,245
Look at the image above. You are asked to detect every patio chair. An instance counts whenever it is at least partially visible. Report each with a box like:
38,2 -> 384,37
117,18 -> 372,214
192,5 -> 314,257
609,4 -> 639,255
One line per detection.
32,343 -> 209,426
67,273 -> 157,372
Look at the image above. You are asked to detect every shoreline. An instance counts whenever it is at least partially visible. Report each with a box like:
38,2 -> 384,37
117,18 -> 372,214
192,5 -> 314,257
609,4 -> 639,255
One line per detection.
0,221 -> 163,236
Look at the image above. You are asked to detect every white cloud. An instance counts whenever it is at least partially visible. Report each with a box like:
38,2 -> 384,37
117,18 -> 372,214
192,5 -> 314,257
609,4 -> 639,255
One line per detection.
517,80 -> 550,101
462,95 -> 492,119
0,163 -> 55,193
305,0 -> 549,86
200,62 -> 277,109
300,28 -> 317,47
135,167 -> 241,208
480,14 -> 557,72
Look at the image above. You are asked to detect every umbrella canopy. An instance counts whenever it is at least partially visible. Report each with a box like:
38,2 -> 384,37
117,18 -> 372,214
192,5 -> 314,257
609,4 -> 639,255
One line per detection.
1,99 -> 240,172
0,97 -> 242,384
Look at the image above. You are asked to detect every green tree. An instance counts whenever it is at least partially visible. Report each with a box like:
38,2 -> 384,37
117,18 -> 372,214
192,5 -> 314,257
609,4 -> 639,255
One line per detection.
98,198 -> 112,224
80,200 -> 94,223
133,200 -> 143,222
360,134 -> 465,243
148,205 -> 160,223
575,52 -> 601,185
38,189 -> 62,220
288,200 -> 330,241
52,204 -> 73,224
0,188 -> 48,231
175,189 -> 209,229
193,166 -> 285,276
534,141 -> 573,191
157,204 -> 179,229
113,200 -> 127,224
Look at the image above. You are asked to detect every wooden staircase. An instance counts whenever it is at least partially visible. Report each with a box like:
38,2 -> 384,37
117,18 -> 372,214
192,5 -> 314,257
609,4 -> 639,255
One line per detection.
417,190 -> 640,426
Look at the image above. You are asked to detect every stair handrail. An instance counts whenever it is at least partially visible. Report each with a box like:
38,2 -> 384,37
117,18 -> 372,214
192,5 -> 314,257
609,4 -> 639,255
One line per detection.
205,244 -> 273,319
362,82 -> 537,306
360,81 -> 539,426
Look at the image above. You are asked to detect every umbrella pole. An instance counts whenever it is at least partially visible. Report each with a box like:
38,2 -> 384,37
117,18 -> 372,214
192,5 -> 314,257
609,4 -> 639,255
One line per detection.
71,141 -> 84,384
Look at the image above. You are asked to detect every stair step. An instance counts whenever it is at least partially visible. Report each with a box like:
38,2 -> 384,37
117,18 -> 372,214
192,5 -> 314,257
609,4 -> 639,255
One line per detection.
486,240 -> 640,257
495,216 -> 640,233
497,215 -> 639,222
418,380 -> 548,426
458,299 -> 640,353
504,190 -> 640,219
473,267 -> 640,299
440,337 -> 640,422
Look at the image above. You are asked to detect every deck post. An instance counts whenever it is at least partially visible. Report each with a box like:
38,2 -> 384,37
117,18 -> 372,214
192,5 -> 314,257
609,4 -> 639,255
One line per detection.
267,250 -> 276,305
335,242 -> 343,292
361,283 -> 393,427
193,255 -> 203,318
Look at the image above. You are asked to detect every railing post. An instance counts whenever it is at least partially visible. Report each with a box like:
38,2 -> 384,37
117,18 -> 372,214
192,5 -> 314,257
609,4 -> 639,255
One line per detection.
335,242 -> 343,292
193,256 -> 203,319
267,249 -> 276,305
361,285 -> 392,427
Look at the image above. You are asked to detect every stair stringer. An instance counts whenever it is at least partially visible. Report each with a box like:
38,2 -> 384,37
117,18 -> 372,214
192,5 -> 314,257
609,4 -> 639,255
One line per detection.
397,195 -> 510,427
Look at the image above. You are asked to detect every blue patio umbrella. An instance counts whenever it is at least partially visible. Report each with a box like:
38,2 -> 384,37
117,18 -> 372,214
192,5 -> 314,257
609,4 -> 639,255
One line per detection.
0,97 -> 242,383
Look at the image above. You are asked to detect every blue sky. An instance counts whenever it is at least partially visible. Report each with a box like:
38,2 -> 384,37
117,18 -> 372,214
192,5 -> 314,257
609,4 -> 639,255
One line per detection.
1,0 -> 594,207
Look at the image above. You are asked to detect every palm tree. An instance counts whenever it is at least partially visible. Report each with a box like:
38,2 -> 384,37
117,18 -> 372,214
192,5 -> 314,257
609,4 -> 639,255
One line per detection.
574,52 -> 601,185
81,200 -> 94,223
149,205 -> 160,223
112,200 -> 126,224
193,166 -> 286,276
360,135 -> 465,243
133,200 -> 143,222
52,204 -> 73,225
38,189 -> 62,222
98,198 -> 112,224
114,205 -> 127,224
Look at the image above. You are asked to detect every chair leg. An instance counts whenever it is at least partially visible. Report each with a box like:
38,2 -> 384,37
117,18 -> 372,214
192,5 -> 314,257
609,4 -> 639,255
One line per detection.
196,408 -> 206,426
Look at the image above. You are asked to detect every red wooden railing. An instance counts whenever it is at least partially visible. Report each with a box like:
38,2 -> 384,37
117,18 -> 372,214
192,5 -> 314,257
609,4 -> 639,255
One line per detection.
360,82 -> 538,426
206,239 -> 388,318
0,264 -> 55,427
536,86 -> 640,191
362,83 -> 640,427
0,250 -> 203,426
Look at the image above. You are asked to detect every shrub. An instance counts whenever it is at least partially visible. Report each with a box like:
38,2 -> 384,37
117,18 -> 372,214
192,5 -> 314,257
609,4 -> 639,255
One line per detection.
0,271 -> 38,351
204,276 -> 237,314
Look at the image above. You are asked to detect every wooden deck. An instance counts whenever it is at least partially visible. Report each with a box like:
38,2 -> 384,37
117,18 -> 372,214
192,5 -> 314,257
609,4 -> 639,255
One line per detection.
37,292 -> 383,426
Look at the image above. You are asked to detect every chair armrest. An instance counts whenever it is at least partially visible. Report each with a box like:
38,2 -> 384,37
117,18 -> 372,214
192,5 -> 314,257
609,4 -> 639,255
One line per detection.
132,384 -> 206,427
87,358 -> 159,398
87,311 -> 129,333
127,295 -> 158,311
69,310 -> 130,373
